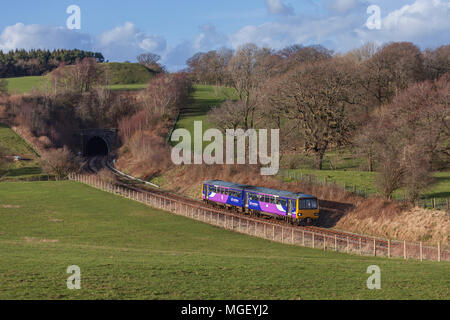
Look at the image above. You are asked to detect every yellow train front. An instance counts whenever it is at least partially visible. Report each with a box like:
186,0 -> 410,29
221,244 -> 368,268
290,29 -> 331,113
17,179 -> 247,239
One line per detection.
202,180 -> 320,225
295,197 -> 320,225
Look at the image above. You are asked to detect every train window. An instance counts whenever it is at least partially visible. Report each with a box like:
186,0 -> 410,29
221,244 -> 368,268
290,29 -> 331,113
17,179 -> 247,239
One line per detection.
236,192 -> 241,198
279,199 -> 287,207
270,197 -> 275,204
299,199 -> 318,209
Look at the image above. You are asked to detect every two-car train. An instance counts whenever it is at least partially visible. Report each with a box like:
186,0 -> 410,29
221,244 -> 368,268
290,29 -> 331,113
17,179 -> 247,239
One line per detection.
202,180 -> 319,225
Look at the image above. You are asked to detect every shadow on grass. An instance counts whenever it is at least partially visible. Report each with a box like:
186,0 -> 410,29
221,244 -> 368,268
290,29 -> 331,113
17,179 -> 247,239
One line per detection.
6,166 -> 42,177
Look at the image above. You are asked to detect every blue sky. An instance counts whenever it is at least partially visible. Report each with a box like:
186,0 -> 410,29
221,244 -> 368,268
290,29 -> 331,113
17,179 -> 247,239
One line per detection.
1,0 -> 449,70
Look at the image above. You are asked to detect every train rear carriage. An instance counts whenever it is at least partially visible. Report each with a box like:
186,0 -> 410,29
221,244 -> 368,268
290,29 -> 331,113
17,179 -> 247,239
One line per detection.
202,180 -> 246,209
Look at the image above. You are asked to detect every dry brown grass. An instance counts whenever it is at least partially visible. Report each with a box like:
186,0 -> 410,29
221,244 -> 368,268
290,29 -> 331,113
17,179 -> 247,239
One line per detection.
336,202 -> 450,245
24,237 -> 59,244
1,204 -> 21,209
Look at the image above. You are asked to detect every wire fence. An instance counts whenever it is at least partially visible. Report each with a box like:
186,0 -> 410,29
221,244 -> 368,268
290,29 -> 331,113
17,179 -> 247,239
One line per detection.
69,173 -> 449,262
281,171 -> 450,211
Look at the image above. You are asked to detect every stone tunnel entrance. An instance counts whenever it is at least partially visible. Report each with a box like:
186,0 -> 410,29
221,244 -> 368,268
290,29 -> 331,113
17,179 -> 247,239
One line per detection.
79,129 -> 117,156
85,136 -> 109,156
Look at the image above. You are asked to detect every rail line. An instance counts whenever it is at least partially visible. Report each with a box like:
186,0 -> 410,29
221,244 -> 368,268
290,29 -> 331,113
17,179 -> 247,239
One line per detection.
85,156 -> 388,249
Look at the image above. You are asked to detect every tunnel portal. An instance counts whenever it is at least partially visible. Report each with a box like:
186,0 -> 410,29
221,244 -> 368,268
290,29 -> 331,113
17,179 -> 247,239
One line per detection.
85,136 -> 109,156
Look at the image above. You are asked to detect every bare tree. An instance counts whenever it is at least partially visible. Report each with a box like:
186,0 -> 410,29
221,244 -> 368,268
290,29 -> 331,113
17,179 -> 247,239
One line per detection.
423,45 -> 450,80
269,58 -> 358,169
207,100 -> 247,131
361,42 -> 424,105
227,43 -> 278,130
137,53 -> 164,73
42,146 -> 82,178
360,75 -> 449,200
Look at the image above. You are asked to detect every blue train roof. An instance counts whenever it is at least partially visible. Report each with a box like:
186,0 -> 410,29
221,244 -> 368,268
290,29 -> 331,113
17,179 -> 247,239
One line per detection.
204,180 -> 248,190
244,186 -> 316,199
204,180 -> 317,199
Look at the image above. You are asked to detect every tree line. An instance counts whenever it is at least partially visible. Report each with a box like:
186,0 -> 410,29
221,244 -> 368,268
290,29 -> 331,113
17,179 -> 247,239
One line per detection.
185,42 -> 450,202
0,49 -> 105,78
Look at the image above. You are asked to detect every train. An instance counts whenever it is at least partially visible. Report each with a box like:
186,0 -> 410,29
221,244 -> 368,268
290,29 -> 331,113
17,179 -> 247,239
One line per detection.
202,180 -> 320,225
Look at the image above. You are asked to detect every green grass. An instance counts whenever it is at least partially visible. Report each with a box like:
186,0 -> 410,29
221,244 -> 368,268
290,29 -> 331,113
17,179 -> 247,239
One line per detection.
0,181 -> 448,299
0,124 -> 42,179
102,62 -> 155,85
107,83 -> 148,91
4,62 -> 153,94
282,168 -> 450,200
171,85 -> 236,151
5,76 -> 49,94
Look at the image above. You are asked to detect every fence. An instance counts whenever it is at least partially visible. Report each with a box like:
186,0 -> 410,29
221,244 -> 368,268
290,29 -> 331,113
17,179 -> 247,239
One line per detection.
281,171 -> 450,211
69,173 -> 449,262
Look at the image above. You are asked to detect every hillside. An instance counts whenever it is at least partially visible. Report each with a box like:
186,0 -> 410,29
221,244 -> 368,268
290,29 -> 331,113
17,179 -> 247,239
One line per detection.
0,124 -> 42,180
0,181 -> 448,299
3,62 -> 154,94
102,62 -> 156,85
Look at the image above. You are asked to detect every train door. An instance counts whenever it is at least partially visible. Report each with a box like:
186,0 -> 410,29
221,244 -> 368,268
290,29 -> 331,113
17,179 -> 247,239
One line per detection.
205,185 -> 209,200
287,199 -> 292,218
245,192 -> 249,208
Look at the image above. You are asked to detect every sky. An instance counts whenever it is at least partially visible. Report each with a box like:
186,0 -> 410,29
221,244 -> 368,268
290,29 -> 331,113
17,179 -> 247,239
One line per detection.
0,0 -> 449,71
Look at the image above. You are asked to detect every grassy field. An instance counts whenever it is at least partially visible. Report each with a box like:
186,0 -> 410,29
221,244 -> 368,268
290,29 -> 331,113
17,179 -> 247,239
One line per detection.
282,168 -> 450,200
102,62 -> 155,85
171,85 -> 236,151
0,124 -> 42,179
4,62 -> 153,94
0,181 -> 448,300
5,76 -> 49,94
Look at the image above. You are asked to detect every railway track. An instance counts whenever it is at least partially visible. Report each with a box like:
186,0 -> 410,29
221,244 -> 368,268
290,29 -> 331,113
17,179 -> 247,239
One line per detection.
86,156 -> 388,248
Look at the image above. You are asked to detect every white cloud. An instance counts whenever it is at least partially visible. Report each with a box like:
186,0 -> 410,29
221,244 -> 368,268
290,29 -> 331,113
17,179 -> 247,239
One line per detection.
0,23 -> 93,52
95,22 -> 166,61
265,0 -> 295,16
230,15 -> 361,50
233,0 -> 450,53
193,24 -> 229,51
355,0 -> 450,48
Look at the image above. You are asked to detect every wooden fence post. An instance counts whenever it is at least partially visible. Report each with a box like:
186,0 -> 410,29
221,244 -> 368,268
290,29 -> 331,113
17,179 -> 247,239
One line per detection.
291,228 -> 294,245
323,235 -> 326,251
302,230 -> 305,247
347,236 -> 349,254
420,242 -> 423,262
404,240 -> 407,260
312,233 -> 315,249
272,225 -> 275,241
359,238 -> 362,255
388,240 -> 391,258
438,242 -> 441,262
373,238 -> 376,257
